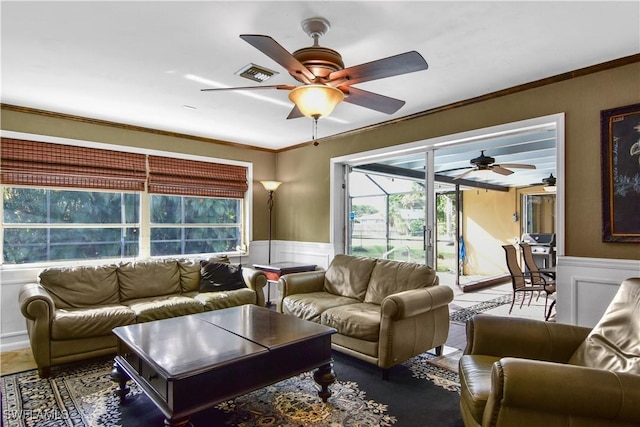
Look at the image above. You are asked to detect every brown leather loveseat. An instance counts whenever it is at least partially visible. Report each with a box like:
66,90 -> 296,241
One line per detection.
459,277 -> 640,427
278,254 -> 454,378
19,257 -> 267,378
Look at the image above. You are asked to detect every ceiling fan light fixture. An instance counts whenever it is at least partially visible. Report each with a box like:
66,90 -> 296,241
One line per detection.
288,84 -> 344,118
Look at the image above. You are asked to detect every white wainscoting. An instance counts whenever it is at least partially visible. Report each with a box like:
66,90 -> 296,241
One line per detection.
2,249 -> 637,352
0,241 -> 336,353
556,256 -> 640,327
1,266 -> 41,351
247,240 -> 335,303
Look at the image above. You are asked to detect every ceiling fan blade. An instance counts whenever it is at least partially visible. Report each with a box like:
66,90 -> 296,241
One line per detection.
240,34 -> 316,83
327,51 -> 428,86
341,86 -> 405,114
286,104 -> 304,120
497,163 -> 536,169
201,85 -> 295,92
492,165 -> 515,176
453,168 -> 477,180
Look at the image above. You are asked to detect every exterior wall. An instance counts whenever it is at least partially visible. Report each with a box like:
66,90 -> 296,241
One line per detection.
461,188 -> 519,276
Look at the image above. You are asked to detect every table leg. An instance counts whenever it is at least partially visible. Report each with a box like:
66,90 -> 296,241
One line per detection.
265,280 -> 275,307
163,417 -> 191,427
313,360 -> 336,402
110,361 -> 130,403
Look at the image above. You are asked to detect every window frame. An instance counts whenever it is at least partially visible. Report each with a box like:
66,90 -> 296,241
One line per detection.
0,131 -> 253,268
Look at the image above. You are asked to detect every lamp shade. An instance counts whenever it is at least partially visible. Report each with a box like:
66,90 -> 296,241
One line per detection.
260,180 -> 282,192
288,85 -> 344,118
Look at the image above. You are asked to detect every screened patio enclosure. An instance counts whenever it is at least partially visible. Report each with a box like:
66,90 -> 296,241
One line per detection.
343,119 -> 559,290
347,168 -> 462,279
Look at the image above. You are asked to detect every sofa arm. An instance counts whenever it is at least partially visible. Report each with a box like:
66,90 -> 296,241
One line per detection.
484,357 -> 640,426
278,270 -> 326,298
465,314 -> 592,363
19,283 -> 55,376
381,285 -> 454,320
241,267 -> 267,307
19,283 -> 55,322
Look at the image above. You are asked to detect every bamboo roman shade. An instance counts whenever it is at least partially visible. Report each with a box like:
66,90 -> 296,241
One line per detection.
148,155 -> 248,198
1,138 -> 147,191
1,138 -> 248,198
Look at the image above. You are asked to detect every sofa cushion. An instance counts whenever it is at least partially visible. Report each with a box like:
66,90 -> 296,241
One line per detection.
568,278 -> 640,374
364,259 -> 438,305
459,354 -> 501,426
282,292 -> 360,322
194,288 -> 256,311
321,303 -> 381,342
39,264 -> 120,309
118,260 -> 181,302
51,305 -> 136,340
178,259 -> 201,293
200,261 -> 246,292
123,295 -> 204,322
323,255 -> 376,301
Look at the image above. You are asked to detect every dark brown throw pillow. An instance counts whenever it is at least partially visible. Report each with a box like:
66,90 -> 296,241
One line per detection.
199,261 -> 246,292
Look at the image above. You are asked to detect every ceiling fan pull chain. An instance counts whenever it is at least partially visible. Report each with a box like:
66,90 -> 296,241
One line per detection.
312,116 -> 319,146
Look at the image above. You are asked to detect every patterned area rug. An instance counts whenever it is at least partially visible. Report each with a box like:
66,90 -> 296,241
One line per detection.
1,351 -> 463,427
449,294 -> 512,324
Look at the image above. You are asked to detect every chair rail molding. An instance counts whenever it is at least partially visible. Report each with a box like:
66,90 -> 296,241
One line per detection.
556,256 -> 640,327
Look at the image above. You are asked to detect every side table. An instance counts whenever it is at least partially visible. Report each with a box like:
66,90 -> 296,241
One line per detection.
253,262 -> 317,307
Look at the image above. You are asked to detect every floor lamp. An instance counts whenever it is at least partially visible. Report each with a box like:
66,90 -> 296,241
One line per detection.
260,181 -> 282,264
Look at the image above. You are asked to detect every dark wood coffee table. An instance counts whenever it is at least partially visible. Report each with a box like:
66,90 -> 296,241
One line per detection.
111,305 -> 336,426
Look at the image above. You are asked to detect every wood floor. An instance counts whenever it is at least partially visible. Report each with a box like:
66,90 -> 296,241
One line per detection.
1,347 -> 37,376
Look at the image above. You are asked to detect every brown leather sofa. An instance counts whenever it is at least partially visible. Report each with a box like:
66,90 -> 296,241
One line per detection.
278,254 -> 454,378
459,277 -> 640,427
19,258 -> 267,378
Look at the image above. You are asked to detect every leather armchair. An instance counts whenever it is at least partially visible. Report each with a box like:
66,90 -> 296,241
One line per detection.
459,277 -> 640,427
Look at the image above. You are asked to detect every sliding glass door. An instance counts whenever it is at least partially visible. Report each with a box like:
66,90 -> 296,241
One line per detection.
346,150 -> 437,267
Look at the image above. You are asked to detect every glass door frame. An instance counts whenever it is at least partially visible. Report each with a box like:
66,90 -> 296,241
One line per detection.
329,113 -> 565,266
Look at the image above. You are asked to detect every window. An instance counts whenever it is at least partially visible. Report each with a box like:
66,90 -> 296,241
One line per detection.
150,195 -> 242,256
1,137 -> 250,265
3,188 -> 140,264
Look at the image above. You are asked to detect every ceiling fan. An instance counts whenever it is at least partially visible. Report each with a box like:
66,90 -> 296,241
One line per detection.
450,150 -> 536,180
530,173 -> 557,191
201,17 -> 429,120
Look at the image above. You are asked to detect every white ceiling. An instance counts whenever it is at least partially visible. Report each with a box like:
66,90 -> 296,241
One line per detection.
1,1 -> 639,151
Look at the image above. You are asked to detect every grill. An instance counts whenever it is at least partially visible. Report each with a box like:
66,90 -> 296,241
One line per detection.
521,233 -> 556,268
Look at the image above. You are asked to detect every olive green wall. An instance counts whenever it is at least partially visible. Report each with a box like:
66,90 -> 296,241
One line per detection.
275,62 -> 640,260
2,62 -> 639,261
0,108 -> 277,241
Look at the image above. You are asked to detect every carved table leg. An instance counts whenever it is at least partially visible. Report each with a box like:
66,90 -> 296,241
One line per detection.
110,361 -> 130,403
313,360 -> 336,402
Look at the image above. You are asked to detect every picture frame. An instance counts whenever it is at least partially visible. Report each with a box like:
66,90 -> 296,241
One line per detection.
600,103 -> 640,243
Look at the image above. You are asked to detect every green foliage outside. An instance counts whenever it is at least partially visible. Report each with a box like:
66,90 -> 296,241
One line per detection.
2,188 -> 241,264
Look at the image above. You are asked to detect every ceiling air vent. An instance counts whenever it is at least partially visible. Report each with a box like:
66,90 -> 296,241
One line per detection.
235,63 -> 278,83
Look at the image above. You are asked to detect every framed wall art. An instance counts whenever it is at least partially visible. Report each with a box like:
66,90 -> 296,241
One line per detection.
601,103 -> 640,243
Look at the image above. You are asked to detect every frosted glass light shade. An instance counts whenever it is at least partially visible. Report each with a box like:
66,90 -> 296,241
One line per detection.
288,85 -> 344,118
260,181 -> 282,192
